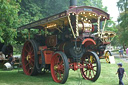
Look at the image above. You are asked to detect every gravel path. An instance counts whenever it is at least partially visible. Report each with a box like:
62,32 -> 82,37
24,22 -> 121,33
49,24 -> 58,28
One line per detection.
112,52 -> 128,63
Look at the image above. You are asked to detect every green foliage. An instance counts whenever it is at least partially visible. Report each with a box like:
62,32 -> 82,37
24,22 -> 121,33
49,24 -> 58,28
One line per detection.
18,0 -> 44,26
117,0 -> 128,12
120,30 -> 128,44
105,19 -> 117,32
18,0 -> 70,26
0,0 -> 20,44
117,0 -> 128,46
79,0 -> 108,12
118,13 -> 128,30
39,0 -> 69,17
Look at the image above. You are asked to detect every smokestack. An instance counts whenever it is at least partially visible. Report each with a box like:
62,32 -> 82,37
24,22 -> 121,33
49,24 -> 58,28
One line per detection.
70,0 -> 77,9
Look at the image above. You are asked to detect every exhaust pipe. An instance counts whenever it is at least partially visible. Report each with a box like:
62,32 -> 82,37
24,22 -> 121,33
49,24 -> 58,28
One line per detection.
70,0 -> 77,9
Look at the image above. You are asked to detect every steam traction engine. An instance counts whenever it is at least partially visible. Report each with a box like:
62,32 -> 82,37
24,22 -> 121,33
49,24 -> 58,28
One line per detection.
18,0 -> 110,84
93,31 -> 116,63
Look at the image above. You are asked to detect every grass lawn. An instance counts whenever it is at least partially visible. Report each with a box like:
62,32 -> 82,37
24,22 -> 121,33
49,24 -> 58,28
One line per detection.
0,58 -> 128,85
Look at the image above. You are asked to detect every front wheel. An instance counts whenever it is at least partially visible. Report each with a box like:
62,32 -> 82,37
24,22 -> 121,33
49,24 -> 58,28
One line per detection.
105,51 -> 112,63
51,51 -> 69,84
80,51 -> 101,82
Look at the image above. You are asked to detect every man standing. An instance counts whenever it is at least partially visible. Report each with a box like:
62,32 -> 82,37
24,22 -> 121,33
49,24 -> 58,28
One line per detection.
119,48 -> 124,57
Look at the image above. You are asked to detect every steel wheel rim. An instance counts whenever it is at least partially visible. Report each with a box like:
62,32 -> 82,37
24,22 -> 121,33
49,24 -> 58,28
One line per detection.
22,41 -> 35,75
51,53 -> 64,83
81,54 -> 97,80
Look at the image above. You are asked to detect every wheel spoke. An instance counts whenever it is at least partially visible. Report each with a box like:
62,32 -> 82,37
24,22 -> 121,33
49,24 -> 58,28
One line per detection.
58,72 -> 62,80
83,60 -> 88,64
84,69 -> 87,73
89,70 -> 92,79
92,69 -> 95,76
25,62 -> 29,67
88,56 -> 91,63
27,43 -> 32,50
59,60 -> 63,65
59,67 -> 64,73
57,56 -> 61,64
31,58 -> 34,62
55,56 -> 60,65
54,71 -> 58,76
27,68 -> 32,74
30,62 -> 34,66
85,70 -> 88,76
25,48 -> 29,53
92,69 -> 96,72
30,50 -> 34,54
92,65 -> 96,68
88,70 -> 90,78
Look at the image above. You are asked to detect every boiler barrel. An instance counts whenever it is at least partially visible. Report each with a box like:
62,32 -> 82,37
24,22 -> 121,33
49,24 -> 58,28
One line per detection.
58,42 -> 85,59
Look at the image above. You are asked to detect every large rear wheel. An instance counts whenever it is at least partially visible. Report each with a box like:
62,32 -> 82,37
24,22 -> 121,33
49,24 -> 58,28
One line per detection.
51,51 -> 69,84
22,40 -> 38,76
80,51 -> 101,82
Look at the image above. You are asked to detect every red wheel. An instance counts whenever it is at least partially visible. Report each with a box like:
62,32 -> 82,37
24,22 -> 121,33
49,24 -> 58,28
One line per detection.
22,40 -> 38,76
80,51 -> 101,82
51,51 -> 69,84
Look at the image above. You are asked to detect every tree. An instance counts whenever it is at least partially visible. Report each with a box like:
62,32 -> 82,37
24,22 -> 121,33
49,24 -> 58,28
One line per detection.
18,0 -> 44,26
0,0 -> 20,44
18,0 -> 70,25
39,0 -> 69,17
117,0 -> 128,45
79,0 -> 107,12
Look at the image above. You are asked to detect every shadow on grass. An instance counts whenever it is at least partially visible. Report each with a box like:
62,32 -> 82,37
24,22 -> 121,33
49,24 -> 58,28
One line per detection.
0,69 -> 57,85
0,69 -> 95,85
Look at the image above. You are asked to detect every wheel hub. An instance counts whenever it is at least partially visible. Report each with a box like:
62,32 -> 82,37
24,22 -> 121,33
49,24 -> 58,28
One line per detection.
73,46 -> 82,54
87,63 -> 93,70
54,65 -> 58,70
26,54 -> 31,61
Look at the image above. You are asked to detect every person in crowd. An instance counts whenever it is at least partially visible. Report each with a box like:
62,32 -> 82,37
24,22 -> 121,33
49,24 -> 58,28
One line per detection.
0,51 -> 5,60
119,48 -> 124,57
8,53 -> 15,66
116,62 -> 126,85
3,53 -> 15,70
126,48 -> 128,57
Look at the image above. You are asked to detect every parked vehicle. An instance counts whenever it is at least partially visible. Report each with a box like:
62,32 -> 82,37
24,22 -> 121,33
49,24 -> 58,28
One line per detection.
18,0 -> 112,83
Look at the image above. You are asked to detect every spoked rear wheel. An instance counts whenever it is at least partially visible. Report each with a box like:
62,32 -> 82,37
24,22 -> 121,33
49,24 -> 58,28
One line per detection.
80,51 -> 101,82
22,40 -> 38,76
105,51 -> 112,63
51,51 -> 69,84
